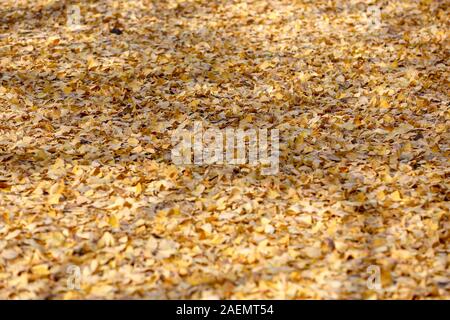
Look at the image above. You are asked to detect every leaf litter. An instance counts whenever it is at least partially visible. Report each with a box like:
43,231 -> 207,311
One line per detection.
0,0 -> 448,299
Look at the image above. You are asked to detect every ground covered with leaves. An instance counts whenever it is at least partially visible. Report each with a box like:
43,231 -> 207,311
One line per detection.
0,0 -> 448,299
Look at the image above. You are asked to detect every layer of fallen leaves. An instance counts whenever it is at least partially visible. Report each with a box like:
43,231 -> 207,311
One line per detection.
0,0 -> 448,299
